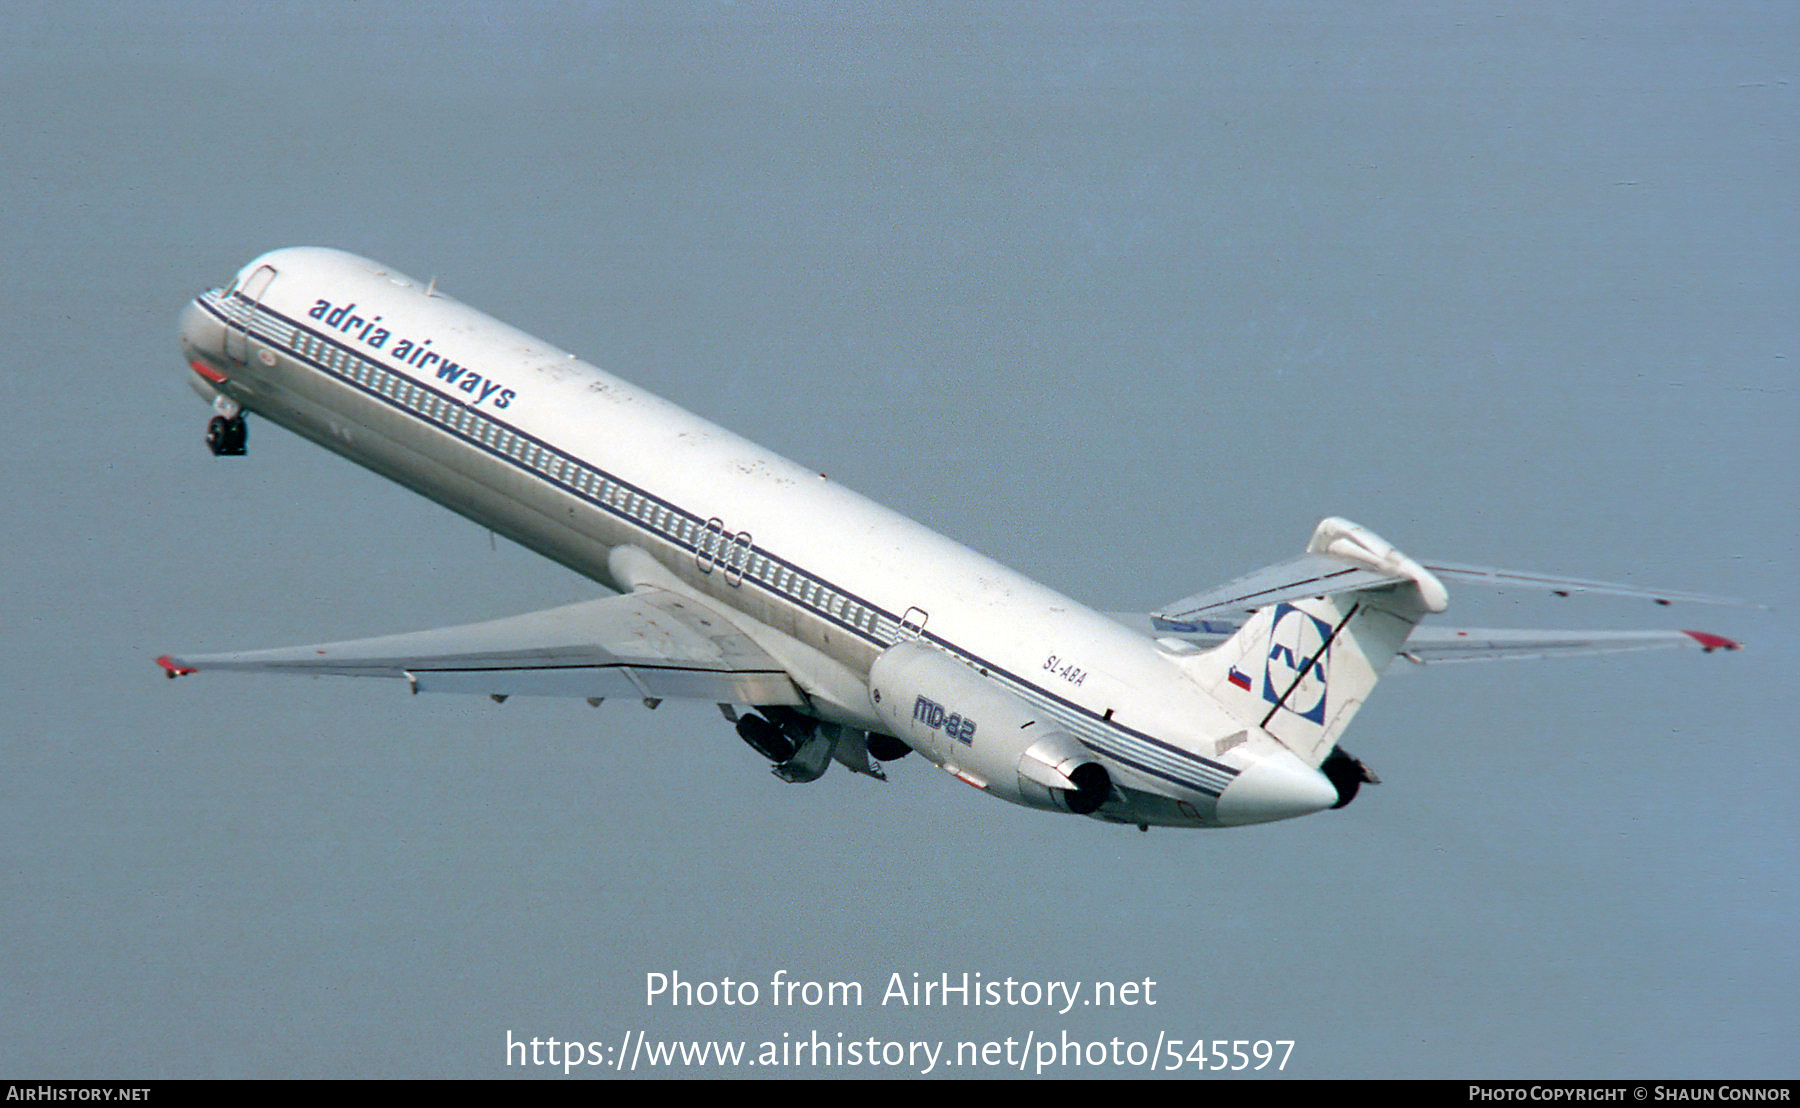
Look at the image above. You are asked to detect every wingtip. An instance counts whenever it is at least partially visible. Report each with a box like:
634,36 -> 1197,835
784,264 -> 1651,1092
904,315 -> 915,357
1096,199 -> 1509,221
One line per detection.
155,654 -> 196,678
1681,631 -> 1743,653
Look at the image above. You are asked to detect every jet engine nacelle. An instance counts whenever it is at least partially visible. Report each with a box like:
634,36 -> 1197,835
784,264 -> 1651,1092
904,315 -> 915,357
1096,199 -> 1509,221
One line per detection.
868,640 -> 1113,816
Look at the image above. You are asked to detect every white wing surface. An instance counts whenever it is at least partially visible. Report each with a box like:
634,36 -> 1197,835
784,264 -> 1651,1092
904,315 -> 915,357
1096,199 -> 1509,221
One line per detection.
157,588 -> 806,705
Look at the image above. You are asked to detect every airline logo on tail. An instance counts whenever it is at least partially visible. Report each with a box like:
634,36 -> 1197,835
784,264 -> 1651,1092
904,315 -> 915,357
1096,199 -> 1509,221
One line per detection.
1263,603 -> 1332,724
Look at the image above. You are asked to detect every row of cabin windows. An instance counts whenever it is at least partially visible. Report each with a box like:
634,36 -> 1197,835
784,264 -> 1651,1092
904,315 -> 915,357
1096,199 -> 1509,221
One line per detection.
290,322 -> 887,641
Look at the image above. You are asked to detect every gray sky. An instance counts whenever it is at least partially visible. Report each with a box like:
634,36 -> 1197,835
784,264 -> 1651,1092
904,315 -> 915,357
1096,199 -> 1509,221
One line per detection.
3,1 -> 1793,1078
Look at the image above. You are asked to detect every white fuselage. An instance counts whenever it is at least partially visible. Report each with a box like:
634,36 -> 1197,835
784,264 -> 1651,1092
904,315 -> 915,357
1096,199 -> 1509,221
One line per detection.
180,247 -> 1330,828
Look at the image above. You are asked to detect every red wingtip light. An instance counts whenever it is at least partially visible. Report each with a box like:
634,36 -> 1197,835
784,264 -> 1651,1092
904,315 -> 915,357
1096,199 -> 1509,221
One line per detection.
1682,631 -> 1742,653
155,655 -> 196,678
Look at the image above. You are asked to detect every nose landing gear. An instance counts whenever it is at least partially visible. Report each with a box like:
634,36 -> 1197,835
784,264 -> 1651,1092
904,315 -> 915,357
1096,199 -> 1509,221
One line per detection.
206,414 -> 247,456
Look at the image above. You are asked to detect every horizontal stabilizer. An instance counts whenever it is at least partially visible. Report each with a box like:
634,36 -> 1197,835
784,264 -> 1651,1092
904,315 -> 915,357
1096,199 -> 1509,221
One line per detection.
1155,553 -> 1401,623
1420,561 -> 1759,608
157,588 -> 805,705
1158,517 -> 1449,622
1156,523 -> 1752,622
1118,614 -> 1743,664
1398,626 -> 1742,664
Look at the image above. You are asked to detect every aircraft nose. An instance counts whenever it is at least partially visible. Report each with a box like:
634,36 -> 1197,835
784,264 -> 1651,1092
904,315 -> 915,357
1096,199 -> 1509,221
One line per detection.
1214,745 -> 1340,826
179,298 -> 222,359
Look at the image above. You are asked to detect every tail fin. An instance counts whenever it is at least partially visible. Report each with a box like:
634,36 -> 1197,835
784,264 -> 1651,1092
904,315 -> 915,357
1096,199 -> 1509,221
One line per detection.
1180,518 -> 1448,767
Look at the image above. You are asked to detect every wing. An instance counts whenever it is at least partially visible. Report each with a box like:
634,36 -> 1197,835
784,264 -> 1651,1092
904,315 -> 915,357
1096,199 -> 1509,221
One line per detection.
156,587 -> 806,705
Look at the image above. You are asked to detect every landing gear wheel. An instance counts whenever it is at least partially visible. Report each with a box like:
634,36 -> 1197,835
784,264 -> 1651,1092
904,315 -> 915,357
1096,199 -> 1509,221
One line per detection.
206,414 -> 247,456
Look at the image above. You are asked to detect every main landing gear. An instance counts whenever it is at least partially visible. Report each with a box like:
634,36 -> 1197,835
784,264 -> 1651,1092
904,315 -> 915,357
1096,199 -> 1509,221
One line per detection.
205,414 -> 247,456
725,705 -> 893,784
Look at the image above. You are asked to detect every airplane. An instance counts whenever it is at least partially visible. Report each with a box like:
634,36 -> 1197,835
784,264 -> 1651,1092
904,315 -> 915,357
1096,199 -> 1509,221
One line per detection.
159,247 -> 1746,831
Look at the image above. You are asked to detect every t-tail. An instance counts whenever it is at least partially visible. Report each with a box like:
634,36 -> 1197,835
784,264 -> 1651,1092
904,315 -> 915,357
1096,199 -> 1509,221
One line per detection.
1177,518 -> 1449,770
